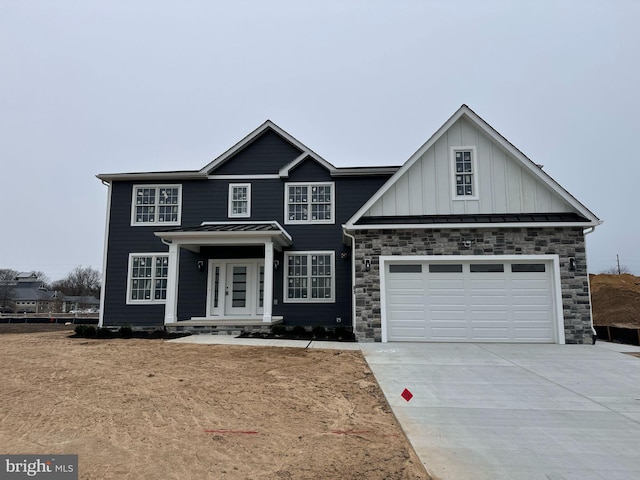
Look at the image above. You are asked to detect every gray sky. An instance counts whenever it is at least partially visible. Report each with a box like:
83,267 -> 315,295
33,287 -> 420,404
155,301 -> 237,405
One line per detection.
1,0 -> 639,281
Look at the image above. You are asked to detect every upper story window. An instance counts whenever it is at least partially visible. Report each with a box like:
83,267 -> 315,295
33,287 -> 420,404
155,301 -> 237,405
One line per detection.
131,185 -> 182,226
228,183 -> 251,218
451,147 -> 477,199
127,254 -> 169,304
285,182 -> 335,224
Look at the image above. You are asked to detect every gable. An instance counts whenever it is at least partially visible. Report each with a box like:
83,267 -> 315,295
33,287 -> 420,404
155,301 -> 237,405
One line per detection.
348,106 -> 600,227
208,129 -> 303,175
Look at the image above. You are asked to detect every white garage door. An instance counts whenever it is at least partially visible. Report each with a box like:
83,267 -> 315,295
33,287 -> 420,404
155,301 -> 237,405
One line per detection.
384,258 -> 558,343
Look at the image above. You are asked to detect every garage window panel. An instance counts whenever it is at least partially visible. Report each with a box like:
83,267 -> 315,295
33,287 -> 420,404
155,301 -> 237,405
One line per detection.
512,264 -> 546,273
470,264 -> 505,273
389,264 -> 423,273
428,264 -> 463,273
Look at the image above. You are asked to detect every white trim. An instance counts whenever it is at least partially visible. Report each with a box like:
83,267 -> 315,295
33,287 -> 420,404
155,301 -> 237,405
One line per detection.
379,254 -> 565,344
345,105 -> 601,229
98,181 -> 111,328
283,251 -> 336,303
200,120 -> 335,175
346,221 -> 596,230
450,146 -> 478,200
284,182 -> 336,225
164,243 -> 179,324
130,184 -> 182,227
205,259 -> 265,317
126,252 -> 170,305
342,229 -> 357,332
279,152 -> 335,178
263,242 -> 274,323
209,174 -> 279,180
228,183 -> 251,218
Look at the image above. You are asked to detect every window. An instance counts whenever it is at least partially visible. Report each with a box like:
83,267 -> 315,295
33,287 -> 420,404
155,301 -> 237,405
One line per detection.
429,264 -> 463,273
127,254 -> 169,303
228,183 -> 251,218
285,182 -> 334,224
131,185 -> 182,225
470,264 -> 505,273
284,252 -> 334,302
511,264 -> 546,273
451,147 -> 477,198
389,264 -> 423,273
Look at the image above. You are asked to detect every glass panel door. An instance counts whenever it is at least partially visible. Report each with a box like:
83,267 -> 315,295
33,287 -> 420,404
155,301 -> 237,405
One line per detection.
225,264 -> 251,314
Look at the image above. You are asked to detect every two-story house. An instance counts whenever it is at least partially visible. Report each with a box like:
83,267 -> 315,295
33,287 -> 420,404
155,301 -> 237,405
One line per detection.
98,105 -> 601,344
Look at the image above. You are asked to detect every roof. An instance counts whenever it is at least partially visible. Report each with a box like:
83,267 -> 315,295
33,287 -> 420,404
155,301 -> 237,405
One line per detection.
355,213 -> 590,225
97,120 -> 400,182
346,104 -> 602,229
154,221 -> 293,248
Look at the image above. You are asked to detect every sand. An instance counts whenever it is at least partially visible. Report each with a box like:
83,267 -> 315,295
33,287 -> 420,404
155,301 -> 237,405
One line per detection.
0,327 -> 429,479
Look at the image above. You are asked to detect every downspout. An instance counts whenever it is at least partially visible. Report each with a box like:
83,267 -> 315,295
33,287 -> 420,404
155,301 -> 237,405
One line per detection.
342,227 -> 357,336
583,224 -> 600,343
97,180 -> 112,328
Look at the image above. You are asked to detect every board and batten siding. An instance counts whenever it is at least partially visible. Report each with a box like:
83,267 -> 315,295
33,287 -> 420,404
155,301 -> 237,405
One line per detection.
365,117 -> 568,217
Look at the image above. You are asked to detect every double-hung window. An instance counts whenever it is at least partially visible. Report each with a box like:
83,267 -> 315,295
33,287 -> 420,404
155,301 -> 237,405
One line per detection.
228,183 -> 251,218
131,185 -> 182,225
127,254 -> 169,303
284,252 -> 334,302
285,182 -> 334,224
451,147 -> 477,198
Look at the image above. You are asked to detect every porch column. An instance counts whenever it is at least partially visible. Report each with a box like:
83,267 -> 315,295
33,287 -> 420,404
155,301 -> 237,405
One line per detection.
263,241 -> 274,322
164,242 -> 180,324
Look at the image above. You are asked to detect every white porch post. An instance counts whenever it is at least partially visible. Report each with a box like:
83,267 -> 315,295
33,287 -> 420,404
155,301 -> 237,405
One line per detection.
164,242 -> 180,324
263,241 -> 274,323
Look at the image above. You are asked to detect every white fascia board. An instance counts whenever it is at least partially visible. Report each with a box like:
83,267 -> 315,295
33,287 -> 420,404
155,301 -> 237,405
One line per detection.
345,221 -> 598,230
346,106 -> 469,227
201,120 -> 335,175
96,171 -> 205,182
208,174 -> 280,180
346,104 -> 601,227
329,167 -> 401,177
460,107 -> 601,223
279,151 -> 336,178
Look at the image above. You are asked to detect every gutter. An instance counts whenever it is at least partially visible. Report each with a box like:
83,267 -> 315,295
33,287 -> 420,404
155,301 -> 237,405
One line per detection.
342,227 -> 357,335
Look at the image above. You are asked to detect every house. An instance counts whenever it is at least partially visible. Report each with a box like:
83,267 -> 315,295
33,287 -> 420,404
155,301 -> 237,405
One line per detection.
10,272 -> 54,313
98,105 -> 601,344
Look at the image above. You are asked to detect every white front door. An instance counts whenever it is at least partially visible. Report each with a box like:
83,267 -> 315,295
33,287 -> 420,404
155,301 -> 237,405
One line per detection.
207,260 -> 264,317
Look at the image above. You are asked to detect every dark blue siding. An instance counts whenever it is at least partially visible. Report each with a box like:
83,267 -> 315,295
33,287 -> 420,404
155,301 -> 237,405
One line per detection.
211,130 -> 302,175
102,155 -> 391,328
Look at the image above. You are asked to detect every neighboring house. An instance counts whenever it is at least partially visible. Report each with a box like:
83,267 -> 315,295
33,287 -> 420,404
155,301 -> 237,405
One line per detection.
4,272 -> 100,314
98,105 -> 601,344
10,273 -> 56,313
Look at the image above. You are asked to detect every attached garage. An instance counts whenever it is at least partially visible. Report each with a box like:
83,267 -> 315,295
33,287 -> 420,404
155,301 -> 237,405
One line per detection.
380,255 -> 564,344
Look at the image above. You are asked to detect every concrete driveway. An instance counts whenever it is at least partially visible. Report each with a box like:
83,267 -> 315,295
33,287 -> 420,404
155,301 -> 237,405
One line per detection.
359,341 -> 640,480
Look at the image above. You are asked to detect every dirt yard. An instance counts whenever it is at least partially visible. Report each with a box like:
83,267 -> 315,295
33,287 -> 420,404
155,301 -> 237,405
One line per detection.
590,273 -> 640,327
0,326 -> 428,479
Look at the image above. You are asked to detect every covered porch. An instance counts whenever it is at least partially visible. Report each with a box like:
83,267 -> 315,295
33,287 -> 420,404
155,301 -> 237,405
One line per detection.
154,221 -> 292,327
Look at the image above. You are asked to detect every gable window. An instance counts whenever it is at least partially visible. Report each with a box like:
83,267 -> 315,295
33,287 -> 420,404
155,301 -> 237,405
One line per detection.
284,251 -> 334,302
451,147 -> 477,198
285,182 -> 334,224
228,183 -> 251,218
127,254 -> 169,303
131,185 -> 182,225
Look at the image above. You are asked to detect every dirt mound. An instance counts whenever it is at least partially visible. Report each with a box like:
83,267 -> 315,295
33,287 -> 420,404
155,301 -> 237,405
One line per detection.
590,274 -> 640,327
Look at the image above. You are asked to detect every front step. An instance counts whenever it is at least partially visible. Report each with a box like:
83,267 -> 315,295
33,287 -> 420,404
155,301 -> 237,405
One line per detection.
166,317 -> 283,336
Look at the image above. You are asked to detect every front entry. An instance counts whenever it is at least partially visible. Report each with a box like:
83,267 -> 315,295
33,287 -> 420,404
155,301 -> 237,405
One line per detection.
207,260 -> 264,317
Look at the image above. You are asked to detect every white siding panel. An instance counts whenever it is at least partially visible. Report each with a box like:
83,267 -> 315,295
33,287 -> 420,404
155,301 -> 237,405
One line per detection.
491,145 -> 508,213
422,150 -> 437,214
408,160 -> 423,215
521,172 -> 537,212
506,161 -> 523,213
434,137 -> 451,214
395,173 -> 410,215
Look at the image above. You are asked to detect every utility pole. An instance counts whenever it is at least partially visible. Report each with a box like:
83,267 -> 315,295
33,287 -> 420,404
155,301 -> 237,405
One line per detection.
617,254 -> 621,275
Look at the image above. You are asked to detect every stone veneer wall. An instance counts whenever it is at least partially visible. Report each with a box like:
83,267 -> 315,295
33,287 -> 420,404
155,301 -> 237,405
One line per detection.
352,227 -> 593,344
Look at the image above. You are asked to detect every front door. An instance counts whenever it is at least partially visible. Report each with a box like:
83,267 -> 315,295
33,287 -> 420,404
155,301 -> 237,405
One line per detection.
208,260 -> 264,317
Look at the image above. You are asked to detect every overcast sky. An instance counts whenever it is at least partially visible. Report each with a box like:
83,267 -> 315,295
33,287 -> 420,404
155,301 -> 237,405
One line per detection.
1,0 -> 638,281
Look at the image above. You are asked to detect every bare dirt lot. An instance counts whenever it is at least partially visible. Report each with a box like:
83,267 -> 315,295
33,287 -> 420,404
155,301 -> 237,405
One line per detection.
590,273 -> 640,327
0,326 -> 428,479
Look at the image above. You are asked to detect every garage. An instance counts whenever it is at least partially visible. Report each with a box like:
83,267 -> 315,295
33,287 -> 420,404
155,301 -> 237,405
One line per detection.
381,255 -> 563,343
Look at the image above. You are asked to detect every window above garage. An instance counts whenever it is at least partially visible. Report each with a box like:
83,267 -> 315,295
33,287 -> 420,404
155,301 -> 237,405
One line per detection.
451,147 -> 478,200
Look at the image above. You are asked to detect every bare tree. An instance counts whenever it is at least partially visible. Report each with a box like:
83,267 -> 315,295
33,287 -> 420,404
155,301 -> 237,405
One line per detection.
51,266 -> 101,298
0,268 -> 18,311
599,265 -> 632,275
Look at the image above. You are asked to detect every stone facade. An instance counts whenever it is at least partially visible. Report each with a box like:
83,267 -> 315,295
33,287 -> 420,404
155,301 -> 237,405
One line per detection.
352,227 -> 593,344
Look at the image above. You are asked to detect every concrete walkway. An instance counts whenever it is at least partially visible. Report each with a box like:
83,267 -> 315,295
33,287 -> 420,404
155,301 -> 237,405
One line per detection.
359,341 -> 640,480
170,335 -> 640,479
